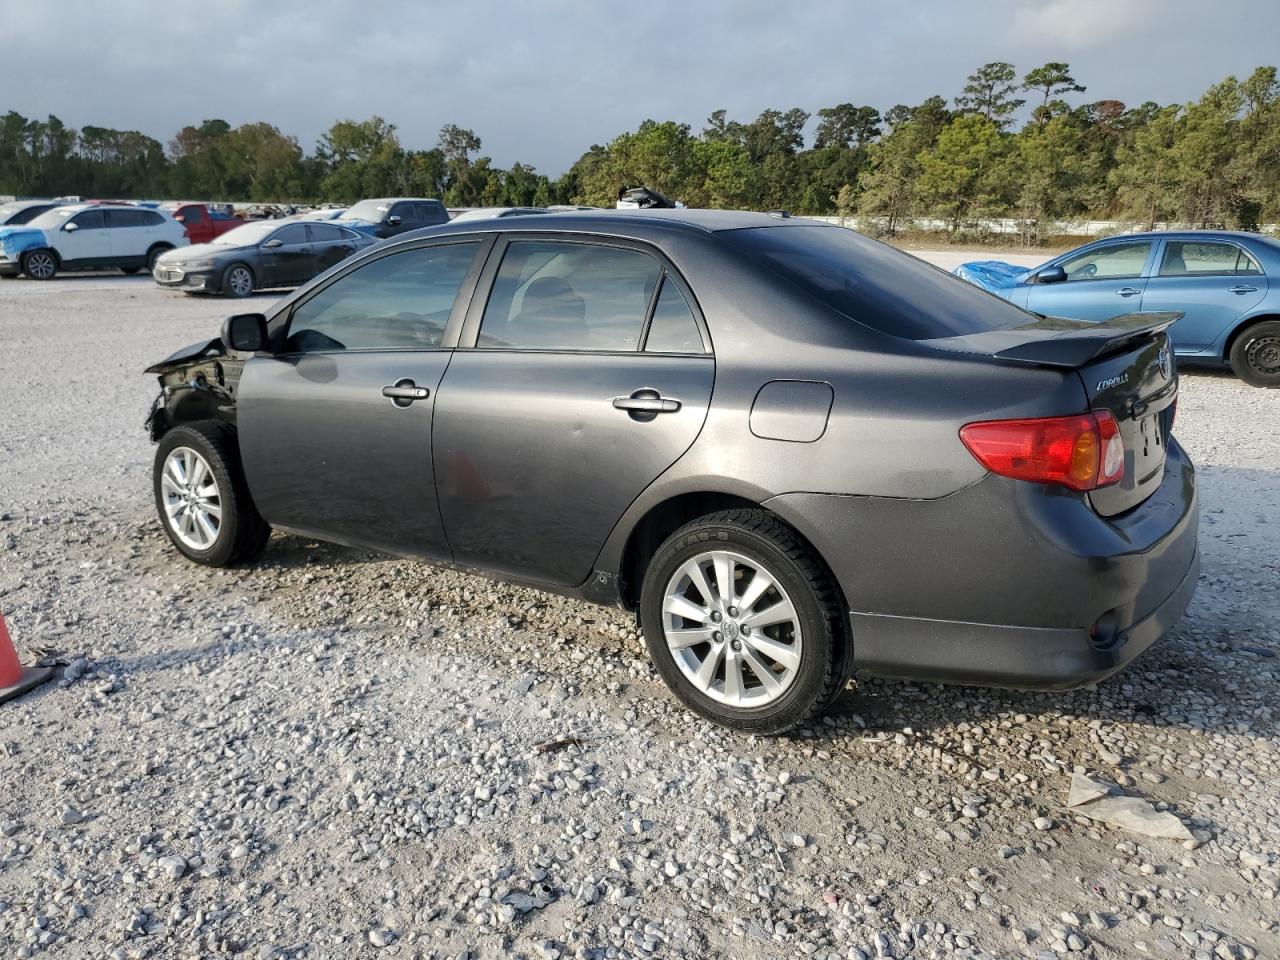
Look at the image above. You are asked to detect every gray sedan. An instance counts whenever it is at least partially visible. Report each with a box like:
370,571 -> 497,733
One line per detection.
144,211 -> 1198,733
152,219 -> 375,297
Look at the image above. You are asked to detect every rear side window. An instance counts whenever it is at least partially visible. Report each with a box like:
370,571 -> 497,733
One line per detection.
644,277 -> 703,353
478,241 -> 661,351
106,209 -> 146,228
723,225 -> 1035,341
416,202 -> 445,224
306,223 -> 343,243
143,211 -> 164,226
1159,241 -> 1262,276
183,206 -> 206,223
283,242 -> 478,353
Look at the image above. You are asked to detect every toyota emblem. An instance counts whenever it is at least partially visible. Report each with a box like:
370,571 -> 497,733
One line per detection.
1158,343 -> 1171,380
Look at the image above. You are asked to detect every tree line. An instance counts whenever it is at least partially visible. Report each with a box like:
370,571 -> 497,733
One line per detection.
2,62 -> 1277,241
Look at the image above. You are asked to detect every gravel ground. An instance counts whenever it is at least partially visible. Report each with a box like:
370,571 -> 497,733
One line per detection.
1,265 -> 1277,960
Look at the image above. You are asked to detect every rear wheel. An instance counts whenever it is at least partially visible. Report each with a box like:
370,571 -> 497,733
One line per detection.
223,262 -> 254,298
145,245 -> 171,272
639,509 -> 851,734
1230,320 -> 1280,388
153,421 -> 271,566
21,249 -> 57,280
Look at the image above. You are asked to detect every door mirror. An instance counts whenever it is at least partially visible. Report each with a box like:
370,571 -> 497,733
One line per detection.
386,215 -> 402,226
63,222 -> 79,232
262,238 -> 283,249
1037,265 -> 1067,284
222,313 -> 268,353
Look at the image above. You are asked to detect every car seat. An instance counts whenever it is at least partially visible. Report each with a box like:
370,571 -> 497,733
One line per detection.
507,276 -> 587,347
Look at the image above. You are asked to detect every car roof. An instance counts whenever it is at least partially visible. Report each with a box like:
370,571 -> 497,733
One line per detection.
404,208 -> 818,241
1090,229 -> 1269,243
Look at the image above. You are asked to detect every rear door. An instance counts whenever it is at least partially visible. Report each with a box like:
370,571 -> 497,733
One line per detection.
305,222 -> 359,274
433,236 -> 714,586
1141,239 -> 1267,353
1027,239 -> 1155,322
237,238 -> 489,558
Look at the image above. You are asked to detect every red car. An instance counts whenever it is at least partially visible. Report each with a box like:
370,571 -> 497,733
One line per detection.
160,203 -> 243,245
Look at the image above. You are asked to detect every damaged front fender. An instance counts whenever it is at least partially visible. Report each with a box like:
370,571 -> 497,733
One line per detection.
145,337 -> 244,441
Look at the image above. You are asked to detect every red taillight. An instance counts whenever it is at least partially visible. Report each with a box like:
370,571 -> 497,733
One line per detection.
959,411 -> 1125,492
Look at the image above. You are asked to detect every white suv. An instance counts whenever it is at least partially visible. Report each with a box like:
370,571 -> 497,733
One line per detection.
0,203 -> 189,280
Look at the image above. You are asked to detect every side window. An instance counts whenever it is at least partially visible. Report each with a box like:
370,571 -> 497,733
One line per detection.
1159,241 -> 1253,277
644,276 -> 704,353
70,209 -> 106,230
143,211 -> 165,227
1236,248 -> 1263,275
271,224 -> 308,246
306,223 -> 342,243
389,202 -> 414,222
183,206 -> 206,223
1059,241 -> 1151,281
416,202 -> 444,224
283,243 -> 478,353
478,241 -> 661,351
106,209 -> 145,228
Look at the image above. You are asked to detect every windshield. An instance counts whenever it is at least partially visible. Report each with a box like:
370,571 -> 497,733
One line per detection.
26,207 -> 77,230
342,200 -> 390,222
723,225 -> 1036,341
211,221 -> 280,246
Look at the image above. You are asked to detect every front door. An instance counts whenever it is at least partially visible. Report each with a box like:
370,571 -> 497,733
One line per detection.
1141,239 -> 1268,353
237,239 -> 487,558
1027,239 -> 1155,323
59,208 -> 111,265
434,237 -> 714,586
258,223 -> 315,286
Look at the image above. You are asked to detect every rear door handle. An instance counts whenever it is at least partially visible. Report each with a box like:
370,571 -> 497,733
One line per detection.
1115,287 -> 1142,297
612,388 -> 681,420
1229,285 -> 1258,294
382,378 -> 430,407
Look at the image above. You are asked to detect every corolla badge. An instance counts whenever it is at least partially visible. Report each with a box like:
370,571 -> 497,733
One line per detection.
1097,373 -> 1128,391
1158,342 -> 1172,380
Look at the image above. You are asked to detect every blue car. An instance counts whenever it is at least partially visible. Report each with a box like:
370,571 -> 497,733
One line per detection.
955,231 -> 1280,387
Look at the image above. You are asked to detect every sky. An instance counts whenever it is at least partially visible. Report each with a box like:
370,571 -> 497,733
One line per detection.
6,0 -> 1279,175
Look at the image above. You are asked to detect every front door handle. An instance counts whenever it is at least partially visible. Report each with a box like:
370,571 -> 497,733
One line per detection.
612,388 -> 681,421
1115,287 -> 1142,297
382,378 -> 430,408
1229,285 -> 1258,294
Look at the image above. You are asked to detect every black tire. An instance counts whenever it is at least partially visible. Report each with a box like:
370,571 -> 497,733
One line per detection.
639,509 -> 852,735
1229,319 -> 1280,388
153,421 -> 271,566
222,262 -> 254,298
21,249 -> 58,280
120,266 -> 141,275
145,245 -> 171,272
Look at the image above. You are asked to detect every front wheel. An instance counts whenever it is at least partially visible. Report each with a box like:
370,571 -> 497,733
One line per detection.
1230,320 -> 1280,388
639,509 -> 851,735
21,249 -> 57,280
222,262 -> 254,298
153,421 -> 271,566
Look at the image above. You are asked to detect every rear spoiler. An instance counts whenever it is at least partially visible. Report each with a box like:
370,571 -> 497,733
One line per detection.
991,312 -> 1182,369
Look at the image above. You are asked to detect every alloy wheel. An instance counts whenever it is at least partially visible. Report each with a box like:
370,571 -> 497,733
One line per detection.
26,251 -> 56,279
160,446 -> 223,551
661,549 -> 803,707
227,266 -> 253,297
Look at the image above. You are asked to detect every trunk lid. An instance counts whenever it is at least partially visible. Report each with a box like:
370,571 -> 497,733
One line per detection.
921,312 -> 1180,516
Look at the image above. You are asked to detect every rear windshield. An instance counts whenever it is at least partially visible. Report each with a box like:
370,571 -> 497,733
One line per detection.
722,225 -> 1035,340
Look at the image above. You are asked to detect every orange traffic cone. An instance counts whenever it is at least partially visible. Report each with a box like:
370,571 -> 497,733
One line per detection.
0,611 -> 53,705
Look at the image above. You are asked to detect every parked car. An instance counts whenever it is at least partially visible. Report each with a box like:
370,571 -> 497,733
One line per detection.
448,206 -> 549,222
0,203 -> 187,280
337,198 -> 449,238
159,202 -> 244,245
955,231 -> 1280,387
152,219 -> 375,296
144,211 -> 1197,734
0,199 -> 70,226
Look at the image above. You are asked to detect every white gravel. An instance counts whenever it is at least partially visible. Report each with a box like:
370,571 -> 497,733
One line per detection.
1,265 -> 1278,960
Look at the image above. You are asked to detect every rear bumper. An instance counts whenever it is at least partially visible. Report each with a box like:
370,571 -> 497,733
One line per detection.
847,547 -> 1198,689
766,438 -> 1199,690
